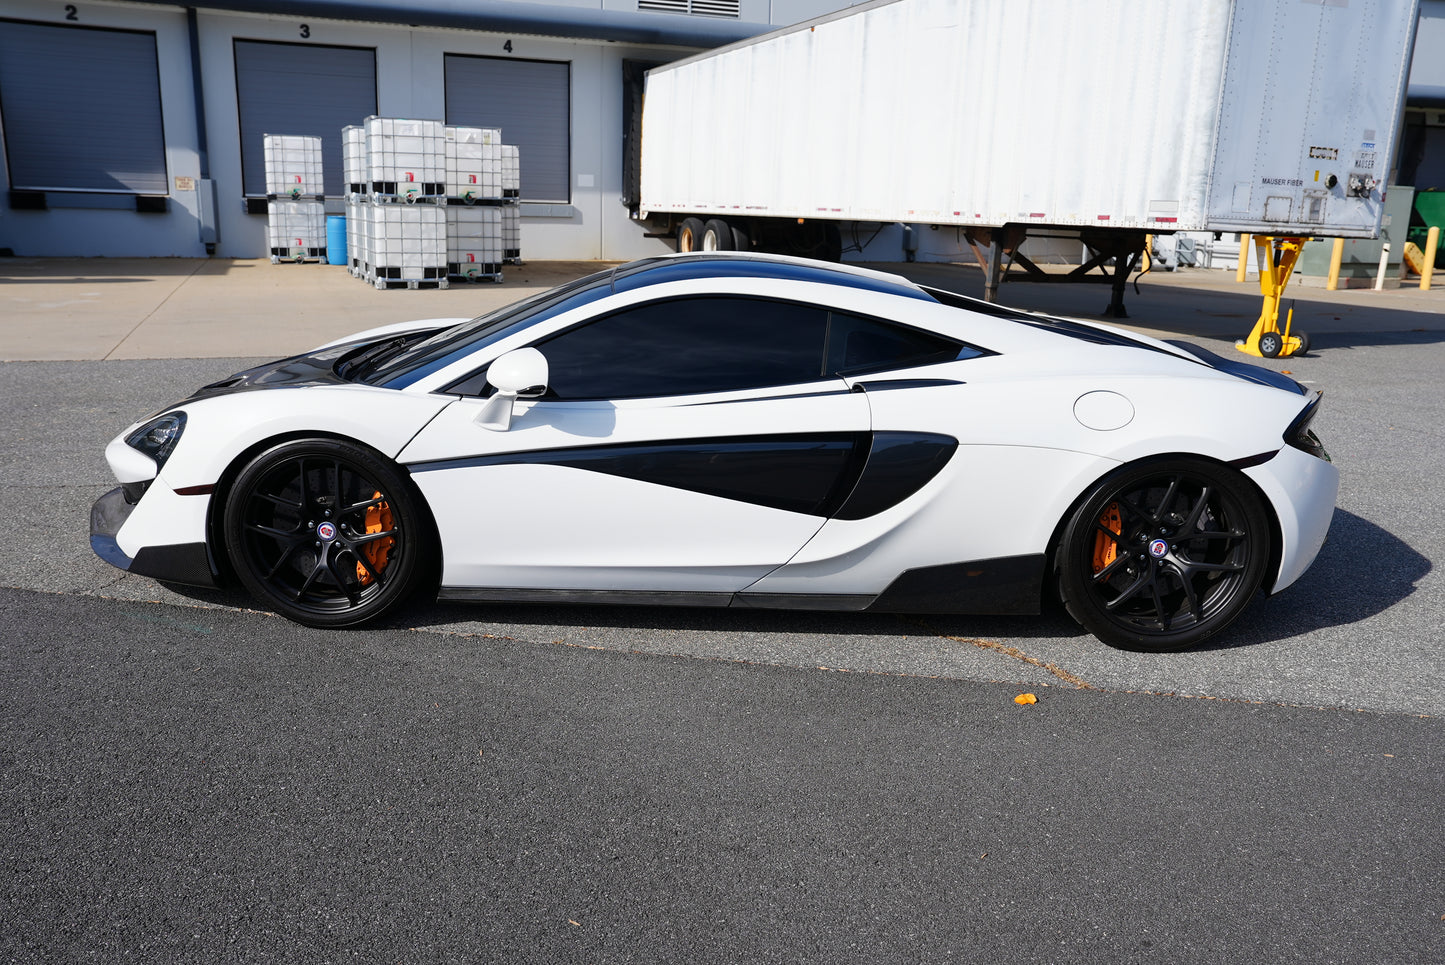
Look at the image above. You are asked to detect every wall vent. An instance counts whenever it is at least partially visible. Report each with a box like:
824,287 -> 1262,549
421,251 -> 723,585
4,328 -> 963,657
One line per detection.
638,0 -> 741,19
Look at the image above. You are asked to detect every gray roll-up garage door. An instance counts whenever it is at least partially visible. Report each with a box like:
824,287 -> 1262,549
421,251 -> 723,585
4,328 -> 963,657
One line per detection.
445,55 -> 570,203
234,40 -> 376,197
0,19 -> 167,193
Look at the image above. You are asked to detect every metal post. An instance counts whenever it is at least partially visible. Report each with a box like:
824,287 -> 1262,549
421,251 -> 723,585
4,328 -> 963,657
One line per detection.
1422,226 -> 1440,291
1326,237 -> 1345,291
1374,243 -> 1391,291
983,234 -> 1004,304
1236,233 -> 1251,282
1104,248 -> 1137,319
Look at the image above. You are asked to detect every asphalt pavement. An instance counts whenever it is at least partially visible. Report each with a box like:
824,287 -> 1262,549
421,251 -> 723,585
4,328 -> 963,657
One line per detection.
2,255 -> 1444,961
3,586 -> 1441,964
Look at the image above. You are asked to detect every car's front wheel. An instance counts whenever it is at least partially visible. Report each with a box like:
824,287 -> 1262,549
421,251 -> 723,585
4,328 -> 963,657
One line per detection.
1056,457 -> 1271,652
223,439 -> 432,628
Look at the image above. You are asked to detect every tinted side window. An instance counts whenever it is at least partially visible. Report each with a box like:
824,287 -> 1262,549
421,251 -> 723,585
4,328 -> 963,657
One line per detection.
826,312 -> 974,375
539,297 -> 829,400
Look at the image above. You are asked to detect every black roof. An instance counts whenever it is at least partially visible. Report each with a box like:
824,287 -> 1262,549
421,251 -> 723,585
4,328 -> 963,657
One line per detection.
609,254 -> 936,303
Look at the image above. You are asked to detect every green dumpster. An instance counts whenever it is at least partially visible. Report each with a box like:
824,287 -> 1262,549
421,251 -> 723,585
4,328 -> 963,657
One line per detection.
1410,189 -> 1445,269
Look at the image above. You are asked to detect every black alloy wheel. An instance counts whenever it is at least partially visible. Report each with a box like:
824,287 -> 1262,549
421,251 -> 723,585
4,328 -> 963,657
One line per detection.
1056,457 -> 1271,651
223,439 -> 431,628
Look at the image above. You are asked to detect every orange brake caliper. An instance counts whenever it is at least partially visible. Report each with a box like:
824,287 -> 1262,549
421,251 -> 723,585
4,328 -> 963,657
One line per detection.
357,491 -> 395,585
1093,502 -> 1122,575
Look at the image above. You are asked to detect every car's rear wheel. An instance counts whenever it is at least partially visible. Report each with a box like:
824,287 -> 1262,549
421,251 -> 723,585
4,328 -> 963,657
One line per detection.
1056,457 -> 1270,652
223,439 -> 430,628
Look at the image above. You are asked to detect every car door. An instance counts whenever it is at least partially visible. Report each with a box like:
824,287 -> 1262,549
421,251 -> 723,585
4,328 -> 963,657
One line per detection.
397,294 -> 872,597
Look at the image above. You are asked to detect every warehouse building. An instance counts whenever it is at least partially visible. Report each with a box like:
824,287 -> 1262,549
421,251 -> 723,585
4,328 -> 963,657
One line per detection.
1,0 -> 1442,263
1403,1 -> 1445,189
0,0 -> 825,260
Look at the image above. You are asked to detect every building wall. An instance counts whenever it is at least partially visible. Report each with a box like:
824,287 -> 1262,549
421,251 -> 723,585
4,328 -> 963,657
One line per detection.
1411,0 -> 1445,103
1403,0 -> 1445,197
0,0 -> 775,260
194,10 -> 700,261
0,0 -> 204,257
3,0 -> 1441,263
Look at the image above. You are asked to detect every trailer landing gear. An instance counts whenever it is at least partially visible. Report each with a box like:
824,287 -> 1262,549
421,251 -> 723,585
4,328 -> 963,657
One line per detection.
1236,236 -> 1310,359
964,225 -> 1146,318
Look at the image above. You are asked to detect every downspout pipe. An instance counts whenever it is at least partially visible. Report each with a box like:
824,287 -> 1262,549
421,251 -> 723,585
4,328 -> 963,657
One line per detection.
186,6 -> 209,179
129,0 -> 768,47
187,6 -> 220,252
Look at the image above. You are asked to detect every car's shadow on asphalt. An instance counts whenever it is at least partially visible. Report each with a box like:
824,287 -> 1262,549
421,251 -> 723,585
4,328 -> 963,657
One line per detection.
404,508 -> 1427,654
158,509 -> 1425,654
1191,507 -> 1429,652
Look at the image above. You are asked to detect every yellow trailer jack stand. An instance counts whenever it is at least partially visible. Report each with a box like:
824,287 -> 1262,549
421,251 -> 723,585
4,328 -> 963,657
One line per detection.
1236,235 -> 1310,358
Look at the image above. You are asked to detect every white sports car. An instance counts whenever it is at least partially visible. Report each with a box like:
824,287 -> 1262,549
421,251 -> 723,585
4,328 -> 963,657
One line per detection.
92,253 -> 1337,651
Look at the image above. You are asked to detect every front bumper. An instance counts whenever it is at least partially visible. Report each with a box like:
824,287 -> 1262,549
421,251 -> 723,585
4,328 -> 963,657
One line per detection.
90,486 -> 217,588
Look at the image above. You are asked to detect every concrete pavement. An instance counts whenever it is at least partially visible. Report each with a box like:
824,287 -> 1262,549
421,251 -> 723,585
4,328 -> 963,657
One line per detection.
2,254 -> 1444,361
0,257 -> 605,361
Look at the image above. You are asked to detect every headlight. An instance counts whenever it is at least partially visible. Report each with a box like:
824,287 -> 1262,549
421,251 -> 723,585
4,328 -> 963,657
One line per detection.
125,411 -> 187,470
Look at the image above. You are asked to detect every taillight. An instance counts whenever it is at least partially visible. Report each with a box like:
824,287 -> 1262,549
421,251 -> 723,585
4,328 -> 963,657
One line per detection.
1285,392 -> 1330,462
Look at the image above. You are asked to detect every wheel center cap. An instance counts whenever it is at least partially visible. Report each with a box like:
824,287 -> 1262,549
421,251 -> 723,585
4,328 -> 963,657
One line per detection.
316,521 -> 337,542
1148,538 -> 1169,559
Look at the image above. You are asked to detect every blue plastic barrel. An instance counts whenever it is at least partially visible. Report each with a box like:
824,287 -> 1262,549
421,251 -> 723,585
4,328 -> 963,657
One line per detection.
326,215 -> 347,266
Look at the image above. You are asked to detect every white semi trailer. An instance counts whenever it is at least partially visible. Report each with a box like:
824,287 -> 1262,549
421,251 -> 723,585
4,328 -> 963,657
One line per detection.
631,0 -> 1420,314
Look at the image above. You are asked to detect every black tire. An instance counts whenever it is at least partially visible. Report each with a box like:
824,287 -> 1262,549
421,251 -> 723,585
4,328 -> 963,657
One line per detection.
730,222 -> 751,252
821,222 -> 843,263
1056,457 -> 1271,652
677,217 -> 706,252
702,218 -> 733,251
1291,331 -> 1310,356
223,439 -> 432,628
1258,331 -> 1283,358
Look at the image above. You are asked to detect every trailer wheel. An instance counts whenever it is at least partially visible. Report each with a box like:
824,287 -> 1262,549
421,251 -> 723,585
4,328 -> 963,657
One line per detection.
1258,331 -> 1283,358
821,223 -> 843,262
782,221 -> 843,262
703,219 -> 733,251
677,217 -> 706,252
731,222 -> 751,252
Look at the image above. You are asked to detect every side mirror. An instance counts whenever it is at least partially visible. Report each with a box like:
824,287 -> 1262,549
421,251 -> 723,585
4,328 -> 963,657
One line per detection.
475,347 -> 549,431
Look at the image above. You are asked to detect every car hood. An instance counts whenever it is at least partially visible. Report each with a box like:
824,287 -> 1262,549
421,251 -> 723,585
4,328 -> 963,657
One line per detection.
183,325 -> 452,402
184,348 -> 353,402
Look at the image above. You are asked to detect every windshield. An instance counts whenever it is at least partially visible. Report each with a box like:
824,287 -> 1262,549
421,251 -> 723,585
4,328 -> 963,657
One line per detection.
355,265 -> 620,388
